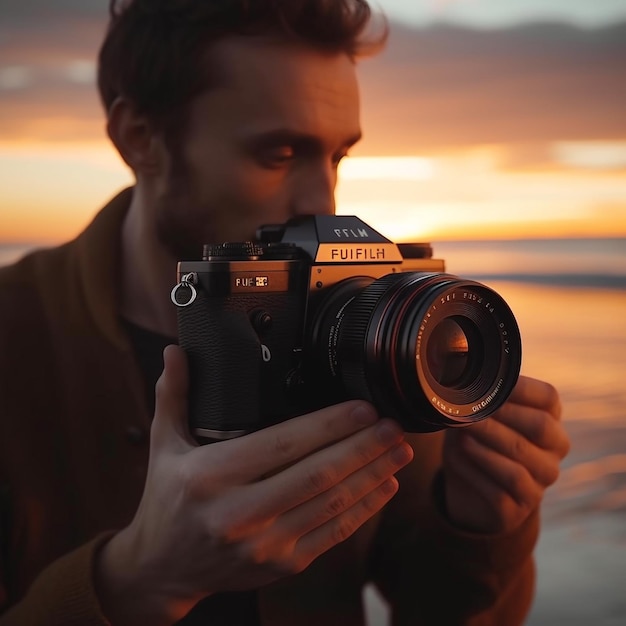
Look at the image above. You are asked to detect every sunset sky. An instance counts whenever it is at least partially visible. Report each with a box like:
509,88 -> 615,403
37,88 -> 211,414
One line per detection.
1,0 -> 625,243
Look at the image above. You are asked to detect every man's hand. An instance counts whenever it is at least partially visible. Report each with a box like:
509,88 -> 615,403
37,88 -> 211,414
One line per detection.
95,345 -> 414,626
442,375 -> 570,534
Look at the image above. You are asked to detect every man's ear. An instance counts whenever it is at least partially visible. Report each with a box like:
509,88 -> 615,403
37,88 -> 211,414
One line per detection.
106,97 -> 165,175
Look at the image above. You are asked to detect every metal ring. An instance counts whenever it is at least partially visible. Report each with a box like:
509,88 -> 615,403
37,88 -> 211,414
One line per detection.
170,281 -> 197,307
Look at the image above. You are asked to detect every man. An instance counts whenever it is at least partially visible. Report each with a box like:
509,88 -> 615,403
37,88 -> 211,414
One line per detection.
0,1 -> 570,624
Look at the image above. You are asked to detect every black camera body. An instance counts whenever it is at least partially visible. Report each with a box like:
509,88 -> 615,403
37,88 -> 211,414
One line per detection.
172,215 -> 521,441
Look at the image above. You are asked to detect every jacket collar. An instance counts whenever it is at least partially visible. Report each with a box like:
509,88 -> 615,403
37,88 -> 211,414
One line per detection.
75,187 -> 134,352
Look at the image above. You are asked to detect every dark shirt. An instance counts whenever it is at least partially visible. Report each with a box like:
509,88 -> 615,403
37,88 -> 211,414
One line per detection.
123,319 -> 261,625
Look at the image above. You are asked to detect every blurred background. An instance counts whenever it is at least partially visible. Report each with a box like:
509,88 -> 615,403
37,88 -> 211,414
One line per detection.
1,1 -> 625,624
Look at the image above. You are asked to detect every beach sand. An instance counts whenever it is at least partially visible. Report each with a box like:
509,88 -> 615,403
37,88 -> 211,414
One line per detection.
526,419 -> 626,626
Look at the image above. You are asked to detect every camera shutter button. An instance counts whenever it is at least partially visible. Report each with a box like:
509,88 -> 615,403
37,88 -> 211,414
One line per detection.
203,242 -> 264,260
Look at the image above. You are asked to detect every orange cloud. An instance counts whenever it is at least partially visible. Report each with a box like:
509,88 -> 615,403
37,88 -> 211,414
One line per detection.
355,22 -> 626,154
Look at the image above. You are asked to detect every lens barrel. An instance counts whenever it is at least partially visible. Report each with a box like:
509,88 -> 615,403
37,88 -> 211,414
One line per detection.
313,272 -> 521,432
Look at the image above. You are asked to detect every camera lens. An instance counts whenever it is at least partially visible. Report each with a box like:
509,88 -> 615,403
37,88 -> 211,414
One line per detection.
309,273 -> 521,432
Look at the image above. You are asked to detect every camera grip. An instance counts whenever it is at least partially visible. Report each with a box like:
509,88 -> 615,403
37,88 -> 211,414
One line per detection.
177,288 -> 261,437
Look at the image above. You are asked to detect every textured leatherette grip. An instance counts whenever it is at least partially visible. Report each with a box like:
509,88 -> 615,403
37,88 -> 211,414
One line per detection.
178,287 -> 261,433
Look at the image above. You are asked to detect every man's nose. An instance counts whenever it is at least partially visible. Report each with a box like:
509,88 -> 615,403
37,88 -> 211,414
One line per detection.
290,163 -> 336,216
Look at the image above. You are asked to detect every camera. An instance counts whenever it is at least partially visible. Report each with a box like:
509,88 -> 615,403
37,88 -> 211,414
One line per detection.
172,215 -> 521,441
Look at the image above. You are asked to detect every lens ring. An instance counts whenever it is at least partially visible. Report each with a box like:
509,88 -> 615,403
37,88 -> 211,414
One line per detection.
418,301 -> 501,404
330,273 -> 521,430
406,282 -> 520,423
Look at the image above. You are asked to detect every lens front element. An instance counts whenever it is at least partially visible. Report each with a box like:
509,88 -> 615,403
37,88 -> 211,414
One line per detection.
426,317 -> 472,387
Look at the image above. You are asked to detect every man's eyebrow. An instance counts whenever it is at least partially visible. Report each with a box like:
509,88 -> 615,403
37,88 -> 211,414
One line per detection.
244,128 -> 362,150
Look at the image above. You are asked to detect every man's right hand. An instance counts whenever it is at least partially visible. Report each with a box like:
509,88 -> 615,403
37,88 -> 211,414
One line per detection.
95,345 -> 414,626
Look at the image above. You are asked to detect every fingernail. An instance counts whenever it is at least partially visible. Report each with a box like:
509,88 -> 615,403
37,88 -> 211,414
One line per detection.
391,443 -> 413,466
381,478 -> 399,495
376,420 -> 402,445
351,403 -> 378,427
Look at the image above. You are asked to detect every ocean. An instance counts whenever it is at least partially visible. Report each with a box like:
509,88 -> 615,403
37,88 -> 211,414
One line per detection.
2,238 -> 626,625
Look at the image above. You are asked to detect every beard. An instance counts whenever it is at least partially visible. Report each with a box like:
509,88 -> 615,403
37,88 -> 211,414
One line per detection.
154,193 -> 210,262
152,155 -> 220,261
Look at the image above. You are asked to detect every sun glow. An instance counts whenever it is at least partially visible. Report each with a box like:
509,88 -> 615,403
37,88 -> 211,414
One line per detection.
0,146 -> 624,245
339,157 -> 435,181
0,140 -> 133,242
336,149 -> 626,241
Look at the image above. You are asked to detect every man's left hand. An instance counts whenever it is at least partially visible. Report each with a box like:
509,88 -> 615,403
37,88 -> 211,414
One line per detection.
442,375 -> 571,534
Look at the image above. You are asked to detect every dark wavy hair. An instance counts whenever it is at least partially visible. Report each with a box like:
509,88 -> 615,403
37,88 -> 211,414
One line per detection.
98,0 -> 386,135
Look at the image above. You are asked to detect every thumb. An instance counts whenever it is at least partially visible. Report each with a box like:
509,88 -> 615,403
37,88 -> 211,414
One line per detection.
152,344 -> 196,451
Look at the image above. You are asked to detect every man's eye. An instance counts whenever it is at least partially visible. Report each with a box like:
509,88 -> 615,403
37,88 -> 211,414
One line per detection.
260,146 -> 295,168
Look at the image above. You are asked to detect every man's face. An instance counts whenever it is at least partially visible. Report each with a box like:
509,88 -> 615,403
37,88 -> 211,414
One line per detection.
152,36 -> 362,259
